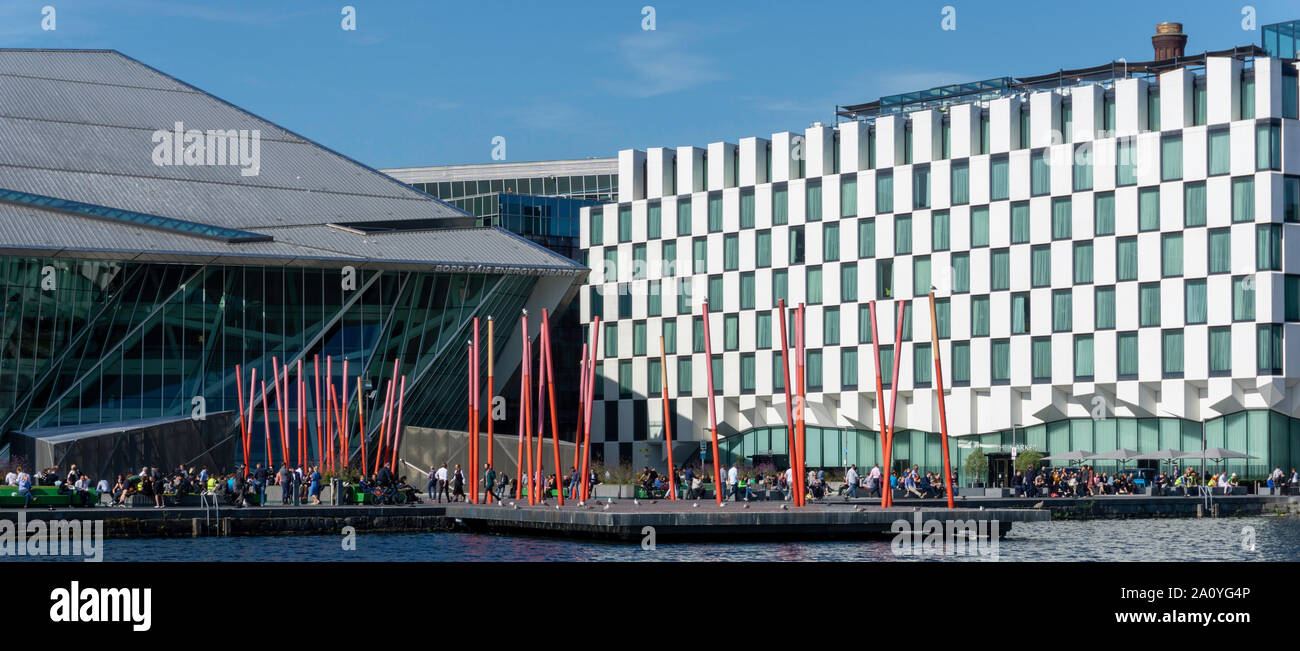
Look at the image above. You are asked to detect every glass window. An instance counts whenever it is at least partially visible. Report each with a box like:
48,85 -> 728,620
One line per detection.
1031,149 -> 1051,196
858,303 -> 874,344
676,277 -> 692,314
648,279 -> 662,317
1095,192 -> 1115,235
823,306 -> 840,345
722,234 -> 739,272
1062,101 -> 1074,143
1162,329 -> 1184,377
875,172 -> 893,214
648,358 -> 662,396
841,349 -> 858,388
1207,127 -> 1230,176
1117,237 -> 1138,281
1052,289 -> 1072,332
806,182 -> 823,222
772,353 -> 785,391
619,361 -> 633,398
1071,335 -> 1092,379
1258,324 -> 1283,374
1032,337 -> 1052,381
972,295 -> 991,336
724,314 -> 739,351
619,205 -> 633,242
1139,282 -> 1161,327
1117,138 -> 1137,186
605,323 -> 619,357
677,357 -> 692,395
740,272 -> 755,309
914,256 -> 931,297
693,237 -> 707,274
1031,245 -> 1051,287
755,230 -> 772,268
952,252 -> 970,294
858,219 -> 875,258
1208,228 -> 1232,274
772,186 -> 789,225
979,110 -> 990,155
1209,326 -> 1232,374
772,269 -> 788,304
1232,176 -> 1254,223
677,200 -> 691,235
590,210 -> 603,245
604,248 -> 619,283
1184,182 -> 1206,227
647,203 -> 661,239
707,275 -> 723,306
806,350 -> 823,390
708,193 -> 723,232
1193,80 -> 1207,126
1011,292 -> 1030,334
807,266 -> 823,304
894,214 -> 912,255
992,339 -> 1011,382
935,298 -> 951,338
990,155 -> 1009,201
1286,176 -> 1300,223
633,244 -> 647,279
1285,69 -> 1299,119
1010,201 -> 1030,244
1241,74 -> 1255,119
1019,107 -> 1031,149
1256,121 -> 1281,171
898,301 -> 913,341
1104,93 -> 1116,133
1147,87 -> 1161,131
1257,224 -> 1282,271
1162,233 -> 1183,277
841,263 -> 858,301
914,343 -> 932,386
663,320 -> 677,354
1051,197 -> 1072,240
912,166 -> 931,210
951,341 -> 971,384
692,316 -> 704,353
991,248 -> 1010,291
740,354 -> 756,392
1185,279 -> 1207,324
1161,134 -> 1182,181
840,176 -> 857,217
1095,286 -> 1115,329
1117,331 -> 1139,378
1074,241 -> 1093,284
1139,187 -> 1160,231
740,190 -> 755,228
789,226 -> 805,264
951,162 -> 970,205
970,206 -> 989,247
932,210 -> 950,251
1287,275 -> 1300,322
824,223 -> 840,261
633,321 -> 647,356
1073,143 -> 1092,191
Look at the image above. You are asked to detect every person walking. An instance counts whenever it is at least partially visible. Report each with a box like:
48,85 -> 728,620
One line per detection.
434,463 -> 450,502
482,463 -> 496,503
727,462 -> 739,501
426,465 -> 438,501
278,464 -> 293,505
452,464 -> 465,502
15,467 -> 36,508
308,466 -> 322,505
843,465 -> 859,499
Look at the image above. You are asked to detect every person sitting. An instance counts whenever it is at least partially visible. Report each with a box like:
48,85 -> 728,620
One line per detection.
744,476 -> 762,501
375,465 -> 394,489
904,471 -> 924,499
396,476 -> 421,504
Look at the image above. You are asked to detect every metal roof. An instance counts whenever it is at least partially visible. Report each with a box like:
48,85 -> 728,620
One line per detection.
0,49 -> 584,275
382,158 -> 618,184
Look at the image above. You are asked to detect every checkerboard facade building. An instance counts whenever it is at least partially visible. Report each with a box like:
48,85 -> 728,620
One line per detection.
581,54 -> 1300,478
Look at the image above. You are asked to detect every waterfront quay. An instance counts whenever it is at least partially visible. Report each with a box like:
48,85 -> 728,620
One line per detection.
3,494 -> 1296,542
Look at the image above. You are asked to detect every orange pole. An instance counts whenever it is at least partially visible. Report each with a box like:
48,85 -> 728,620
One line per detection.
297,359 -> 304,468
472,317 -> 480,503
928,293 -> 957,509
533,329 -> 545,500
357,378 -> 368,477
390,376 -> 406,473
332,383 -> 343,474
385,359 -> 399,470
514,362 -> 526,500
776,300 -> 798,505
522,313 -> 534,504
375,370 -> 391,474
467,343 -> 476,502
794,304 -> 806,507
326,388 -> 336,473
261,381 -> 273,468
236,365 -> 247,475
575,343 -> 587,472
314,356 -> 322,468
325,356 -> 334,472
868,301 -> 889,508
701,301 -> 723,506
244,367 -> 257,476
340,359 -> 349,469
580,317 -> 600,502
543,309 -> 563,506
884,301 -> 907,507
658,335 -> 676,500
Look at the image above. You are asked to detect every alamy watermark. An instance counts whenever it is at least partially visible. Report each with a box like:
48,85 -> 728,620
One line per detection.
151,121 -> 261,177
0,512 -> 104,561
890,513 -> 999,558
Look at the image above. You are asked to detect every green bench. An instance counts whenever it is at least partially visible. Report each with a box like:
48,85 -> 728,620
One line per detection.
0,485 -> 97,507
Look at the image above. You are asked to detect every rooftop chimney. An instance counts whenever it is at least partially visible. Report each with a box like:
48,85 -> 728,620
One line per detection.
1152,22 -> 1187,60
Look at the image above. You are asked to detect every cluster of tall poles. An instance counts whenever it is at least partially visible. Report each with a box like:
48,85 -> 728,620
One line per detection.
232,353 -> 408,478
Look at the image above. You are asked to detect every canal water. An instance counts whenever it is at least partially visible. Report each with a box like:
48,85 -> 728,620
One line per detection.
19,516 -> 1300,561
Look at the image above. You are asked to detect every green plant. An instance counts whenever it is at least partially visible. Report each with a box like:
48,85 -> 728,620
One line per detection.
1014,449 -> 1044,472
963,449 -> 988,485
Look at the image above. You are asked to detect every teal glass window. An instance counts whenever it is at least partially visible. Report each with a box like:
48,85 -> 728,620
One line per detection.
932,210 -> 950,251
1257,224 -> 1282,271
1116,237 -> 1138,281
970,206 -> 989,247
1208,228 -> 1231,274
1161,134 -> 1182,181
990,155 -> 1009,201
894,214 -> 912,255
724,234 -> 740,271
913,255 -> 931,297
677,356 -> 692,395
840,176 -> 857,217
1095,192 -> 1115,236
1032,337 -> 1052,381
991,249 -> 1010,291
858,218 -> 875,258
648,358 -> 661,396
1287,275 -> 1300,322
913,166 -> 931,210
1147,87 -> 1161,131
590,210 -> 603,245
619,205 -> 633,242
1241,74 -> 1255,119
1207,127 -> 1230,176
773,186 -> 790,225
1051,197 -> 1072,240
1162,329 -> 1184,377
740,190 -> 755,228
858,304 -> 873,344
876,172 -> 893,214
1117,331 -> 1139,378
1209,326 -> 1232,374
1074,334 -> 1094,380
951,341 -> 971,384
677,200 -> 691,236
992,339 -> 1011,382
1257,121 -> 1282,171
951,161 -> 969,205
663,320 -> 677,354
841,263 -> 858,301
1052,289 -> 1072,332
724,314 -> 739,351
756,312 -> 771,348
806,350 -> 823,390
971,295 -> 990,336
1139,282 -> 1161,327
823,306 -> 840,345
789,226 -> 805,264
1257,324 -> 1283,374
619,361 -> 633,398
1031,245 -> 1051,287
707,193 -> 723,232
1073,143 -> 1092,191
1162,233 -> 1183,277
1139,187 -> 1160,231
648,279 -> 661,316
1010,201 -> 1030,244
1095,285 -> 1115,329
1232,177 -> 1254,222
633,320 -> 647,356
841,349 -> 858,388
807,266 -> 823,304
647,203 -> 661,239
1074,241 -> 1093,284
806,182 -> 823,222
914,343 -> 932,386
740,272 -> 755,309
1185,279 -> 1207,324
1031,149 -> 1051,196
935,297 -> 951,338
1117,138 -> 1137,186
824,223 -> 840,261
755,230 -> 771,268
605,323 -> 619,357
772,353 -> 785,391
772,269 -> 788,304
952,252 -> 970,294
1011,292 -> 1030,334
1184,182 -> 1207,227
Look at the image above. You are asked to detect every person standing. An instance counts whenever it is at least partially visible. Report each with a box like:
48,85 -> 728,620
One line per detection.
482,463 -> 496,503
452,464 -> 465,502
727,462 -> 739,501
868,463 -> 882,498
426,465 -> 438,501
843,465 -> 859,499
309,466 -> 322,505
278,464 -> 293,505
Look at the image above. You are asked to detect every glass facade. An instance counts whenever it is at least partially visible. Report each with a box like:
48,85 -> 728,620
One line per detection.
411,173 -> 615,224
0,256 -> 539,466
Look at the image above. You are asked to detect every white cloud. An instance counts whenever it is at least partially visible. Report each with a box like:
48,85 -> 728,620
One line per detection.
601,30 -> 726,98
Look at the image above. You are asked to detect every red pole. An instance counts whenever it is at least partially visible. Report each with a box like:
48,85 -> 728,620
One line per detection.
340,359 -> 349,469
868,301 -> 889,508
928,293 -> 957,509
487,316 -> 496,492
514,363 -> 526,500
297,359 -> 304,468
701,300 -> 724,506
390,376 -> 406,473
326,388 -> 336,474
776,300 -> 797,504
659,335 -> 676,500
244,367 -> 257,476
522,314 -> 534,505
325,356 -> 334,472
884,301 -> 907,507
385,359 -> 399,470
375,371 -> 391,474
236,365 -> 247,476
357,378 -> 368,477
533,328 -> 545,501
314,356 -> 322,468
575,343 -> 587,472
261,380 -> 273,468
467,343 -> 475,502
472,317 -> 480,503
543,309 -> 563,506
580,317 -> 600,502
280,360 -> 291,467
794,303 -> 806,507
332,383 -> 343,474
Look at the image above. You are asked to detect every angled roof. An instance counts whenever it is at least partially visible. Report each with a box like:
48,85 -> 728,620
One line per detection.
0,49 -> 585,276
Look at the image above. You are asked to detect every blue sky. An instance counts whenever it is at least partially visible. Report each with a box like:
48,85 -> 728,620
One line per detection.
5,0 -> 1296,168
